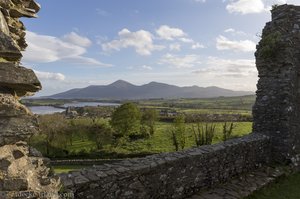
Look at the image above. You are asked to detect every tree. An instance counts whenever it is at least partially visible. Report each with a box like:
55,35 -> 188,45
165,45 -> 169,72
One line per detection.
110,103 -> 141,138
171,114 -> 186,151
88,118 -> 113,150
38,114 -> 68,156
141,109 -> 158,136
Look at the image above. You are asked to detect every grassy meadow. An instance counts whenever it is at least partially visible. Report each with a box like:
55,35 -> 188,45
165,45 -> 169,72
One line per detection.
246,172 -> 300,199
27,95 -> 255,174
30,121 -> 252,158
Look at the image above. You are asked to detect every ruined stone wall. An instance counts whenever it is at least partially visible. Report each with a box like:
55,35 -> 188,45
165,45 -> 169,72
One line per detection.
253,4 -> 300,164
0,2 -> 298,199
0,1 -> 60,198
60,134 -> 270,199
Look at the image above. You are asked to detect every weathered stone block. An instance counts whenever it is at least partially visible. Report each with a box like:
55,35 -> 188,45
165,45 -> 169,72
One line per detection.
0,94 -> 31,117
0,62 -> 41,96
3,178 -> 28,191
0,115 -> 38,146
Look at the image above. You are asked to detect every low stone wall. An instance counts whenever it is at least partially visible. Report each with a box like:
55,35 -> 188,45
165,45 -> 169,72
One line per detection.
60,133 -> 270,199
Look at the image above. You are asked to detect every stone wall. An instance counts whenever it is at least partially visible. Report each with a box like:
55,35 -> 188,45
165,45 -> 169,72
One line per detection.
60,134 -> 270,199
0,1 -> 60,198
253,4 -> 300,164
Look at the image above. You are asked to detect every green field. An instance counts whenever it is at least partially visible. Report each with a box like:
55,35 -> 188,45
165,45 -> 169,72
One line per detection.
31,121 -> 252,159
135,95 -> 255,111
246,172 -> 300,199
53,165 -> 88,174
26,95 -> 255,174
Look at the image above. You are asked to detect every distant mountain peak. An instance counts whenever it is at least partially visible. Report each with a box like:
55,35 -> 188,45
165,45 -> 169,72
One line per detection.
108,80 -> 134,88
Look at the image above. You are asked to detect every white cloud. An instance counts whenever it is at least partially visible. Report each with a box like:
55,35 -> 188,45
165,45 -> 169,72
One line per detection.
128,65 -> 153,71
102,28 -> 164,56
34,70 -> 66,81
192,42 -> 205,49
141,65 -> 153,70
226,0 -> 289,14
193,57 -> 257,78
226,0 -> 265,14
23,31 -> 111,67
63,32 -> 92,47
216,35 -> 256,52
224,28 -> 246,36
224,28 -> 235,33
169,43 -> 181,51
159,54 -> 201,68
179,38 -> 194,43
194,0 -> 206,2
156,25 -> 187,40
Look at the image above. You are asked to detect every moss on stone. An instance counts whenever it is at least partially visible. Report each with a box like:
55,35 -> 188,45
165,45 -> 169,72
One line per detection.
259,31 -> 282,59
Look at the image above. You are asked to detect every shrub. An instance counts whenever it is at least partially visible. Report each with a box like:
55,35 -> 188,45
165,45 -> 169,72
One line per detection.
259,31 -> 282,59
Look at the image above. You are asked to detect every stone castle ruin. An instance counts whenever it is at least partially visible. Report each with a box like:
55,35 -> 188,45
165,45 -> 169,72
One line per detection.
0,0 -> 60,199
0,2 -> 300,199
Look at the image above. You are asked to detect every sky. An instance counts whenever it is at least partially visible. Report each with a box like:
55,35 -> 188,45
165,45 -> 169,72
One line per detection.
21,0 -> 300,96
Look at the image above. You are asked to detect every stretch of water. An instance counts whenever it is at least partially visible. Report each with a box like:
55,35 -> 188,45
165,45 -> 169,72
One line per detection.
28,102 -> 120,115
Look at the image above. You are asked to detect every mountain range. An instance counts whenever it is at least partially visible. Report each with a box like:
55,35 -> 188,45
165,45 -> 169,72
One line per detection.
48,80 -> 254,99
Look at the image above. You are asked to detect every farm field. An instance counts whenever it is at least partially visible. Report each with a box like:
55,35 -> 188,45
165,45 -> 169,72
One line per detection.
26,95 -> 255,174
30,121 -> 252,159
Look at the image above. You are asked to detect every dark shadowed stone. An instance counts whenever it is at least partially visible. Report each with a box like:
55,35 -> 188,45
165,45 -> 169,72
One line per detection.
3,178 -> 28,191
0,159 -> 11,170
0,62 -> 41,96
0,31 -> 22,61
13,149 -> 25,159
9,6 -> 37,18
29,147 -> 43,157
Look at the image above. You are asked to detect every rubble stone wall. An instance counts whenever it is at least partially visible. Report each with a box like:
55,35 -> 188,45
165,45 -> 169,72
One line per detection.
60,134 -> 270,199
253,4 -> 300,164
0,1 -> 60,198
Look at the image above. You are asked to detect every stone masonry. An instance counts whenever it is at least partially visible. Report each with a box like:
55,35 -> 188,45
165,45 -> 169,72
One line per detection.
253,4 -> 300,164
60,134 -> 270,199
0,1 -> 60,199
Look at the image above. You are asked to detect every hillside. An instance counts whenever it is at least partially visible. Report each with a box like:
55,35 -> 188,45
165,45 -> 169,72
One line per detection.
48,80 -> 254,99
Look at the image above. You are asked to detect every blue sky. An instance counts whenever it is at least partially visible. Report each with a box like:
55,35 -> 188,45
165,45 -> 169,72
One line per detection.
21,0 -> 300,96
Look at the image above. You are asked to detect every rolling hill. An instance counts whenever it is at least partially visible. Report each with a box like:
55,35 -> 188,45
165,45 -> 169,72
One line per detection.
48,80 -> 254,99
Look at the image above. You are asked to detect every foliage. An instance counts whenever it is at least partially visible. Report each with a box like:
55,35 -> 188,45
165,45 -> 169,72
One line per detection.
271,4 -> 279,10
171,115 -> 186,151
259,31 -> 282,59
110,102 -> 141,138
222,122 -> 235,141
88,118 -> 113,150
141,109 -> 158,135
37,114 -> 69,156
30,120 -> 252,159
192,123 -> 216,146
